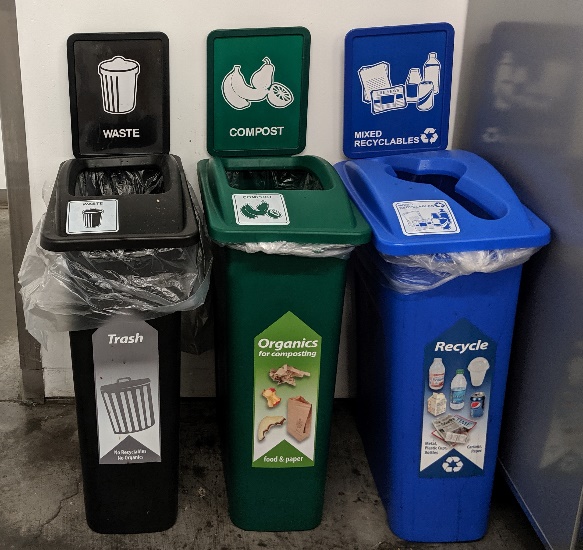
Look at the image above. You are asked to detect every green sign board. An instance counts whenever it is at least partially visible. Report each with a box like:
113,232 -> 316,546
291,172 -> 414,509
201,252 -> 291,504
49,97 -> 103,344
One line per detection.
207,27 -> 310,156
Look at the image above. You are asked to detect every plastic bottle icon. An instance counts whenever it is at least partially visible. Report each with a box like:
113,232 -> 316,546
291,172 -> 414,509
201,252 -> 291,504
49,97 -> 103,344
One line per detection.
423,52 -> 441,95
405,68 -> 422,104
449,369 -> 467,410
428,358 -> 445,390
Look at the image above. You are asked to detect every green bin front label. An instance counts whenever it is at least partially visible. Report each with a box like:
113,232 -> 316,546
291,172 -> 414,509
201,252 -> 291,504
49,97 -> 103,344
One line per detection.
253,311 -> 320,468
208,28 -> 310,155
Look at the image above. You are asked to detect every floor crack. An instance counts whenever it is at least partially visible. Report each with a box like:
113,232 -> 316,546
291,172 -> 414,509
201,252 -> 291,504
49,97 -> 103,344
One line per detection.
36,479 -> 82,538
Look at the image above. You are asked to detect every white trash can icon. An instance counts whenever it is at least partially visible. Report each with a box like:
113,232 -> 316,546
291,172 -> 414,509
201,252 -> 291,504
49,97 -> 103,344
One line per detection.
98,56 -> 141,114
82,208 -> 103,228
100,377 -> 155,434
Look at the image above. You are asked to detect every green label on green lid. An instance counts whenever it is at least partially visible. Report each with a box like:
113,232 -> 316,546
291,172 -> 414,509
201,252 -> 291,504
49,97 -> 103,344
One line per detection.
207,27 -> 310,156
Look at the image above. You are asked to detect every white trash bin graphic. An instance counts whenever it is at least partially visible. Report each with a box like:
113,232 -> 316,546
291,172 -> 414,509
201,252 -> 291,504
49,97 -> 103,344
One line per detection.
82,208 -> 103,228
100,377 -> 155,434
98,56 -> 141,114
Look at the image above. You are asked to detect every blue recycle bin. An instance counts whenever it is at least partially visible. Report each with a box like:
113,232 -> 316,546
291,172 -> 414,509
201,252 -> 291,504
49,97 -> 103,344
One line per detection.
335,150 -> 550,543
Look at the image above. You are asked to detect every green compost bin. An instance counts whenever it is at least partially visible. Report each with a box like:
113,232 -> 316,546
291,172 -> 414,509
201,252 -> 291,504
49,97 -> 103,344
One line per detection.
200,27 -> 370,531
199,156 -> 369,531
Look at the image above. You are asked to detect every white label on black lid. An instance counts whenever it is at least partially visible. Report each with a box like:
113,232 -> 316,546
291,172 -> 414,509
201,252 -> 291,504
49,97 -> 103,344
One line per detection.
66,199 -> 119,234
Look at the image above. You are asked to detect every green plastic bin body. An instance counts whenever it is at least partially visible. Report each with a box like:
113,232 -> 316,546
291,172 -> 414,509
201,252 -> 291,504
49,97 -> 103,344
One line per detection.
199,155 -> 369,531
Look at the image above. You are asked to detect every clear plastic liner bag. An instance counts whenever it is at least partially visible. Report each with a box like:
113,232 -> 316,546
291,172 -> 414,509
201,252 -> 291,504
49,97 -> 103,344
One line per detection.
181,291 -> 214,355
221,241 -> 355,259
226,169 -> 323,191
18,217 -> 211,348
380,247 -> 541,294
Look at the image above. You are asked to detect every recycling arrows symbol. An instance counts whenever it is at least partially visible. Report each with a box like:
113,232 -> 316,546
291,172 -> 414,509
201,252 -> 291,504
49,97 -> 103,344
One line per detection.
442,456 -> 464,473
420,127 -> 439,144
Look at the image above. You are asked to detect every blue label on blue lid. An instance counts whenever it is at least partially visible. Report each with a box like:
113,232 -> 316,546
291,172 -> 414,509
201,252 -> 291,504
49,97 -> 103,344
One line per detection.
343,23 -> 454,158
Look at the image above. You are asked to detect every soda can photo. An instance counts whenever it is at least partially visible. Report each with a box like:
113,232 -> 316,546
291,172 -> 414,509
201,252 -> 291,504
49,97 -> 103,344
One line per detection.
470,392 -> 486,417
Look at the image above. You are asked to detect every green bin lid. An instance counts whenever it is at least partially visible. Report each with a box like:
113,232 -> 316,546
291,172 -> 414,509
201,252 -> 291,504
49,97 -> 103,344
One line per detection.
198,155 -> 371,245
207,27 -> 310,157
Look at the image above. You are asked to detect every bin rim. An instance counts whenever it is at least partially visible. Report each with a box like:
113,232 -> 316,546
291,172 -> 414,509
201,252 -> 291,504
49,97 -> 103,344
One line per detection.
40,154 -> 201,252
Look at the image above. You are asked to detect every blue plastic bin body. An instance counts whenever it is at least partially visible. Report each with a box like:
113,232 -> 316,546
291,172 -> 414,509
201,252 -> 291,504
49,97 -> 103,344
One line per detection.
354,245 -> 521,541
335,150 -> 550,542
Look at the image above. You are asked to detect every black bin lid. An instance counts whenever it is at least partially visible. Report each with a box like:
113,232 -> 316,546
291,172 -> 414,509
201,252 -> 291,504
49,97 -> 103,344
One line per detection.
40,154 -> 200,252
44,33 -> 199,252
67,32 -> 169,157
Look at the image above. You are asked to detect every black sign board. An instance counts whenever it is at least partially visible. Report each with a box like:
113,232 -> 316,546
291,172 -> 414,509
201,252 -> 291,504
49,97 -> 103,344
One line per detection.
67,32 -> 169,157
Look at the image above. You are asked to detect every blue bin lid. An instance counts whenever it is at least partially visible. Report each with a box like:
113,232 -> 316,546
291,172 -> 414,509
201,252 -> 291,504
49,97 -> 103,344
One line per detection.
335,150 -> 550,255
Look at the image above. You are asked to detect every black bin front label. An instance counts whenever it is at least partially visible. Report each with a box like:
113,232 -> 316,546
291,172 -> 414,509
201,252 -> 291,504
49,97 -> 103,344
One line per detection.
93,318 -> 161,464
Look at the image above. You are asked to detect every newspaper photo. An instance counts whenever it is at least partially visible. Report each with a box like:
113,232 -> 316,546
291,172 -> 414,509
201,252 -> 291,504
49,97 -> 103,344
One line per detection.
432,414 -> 477,446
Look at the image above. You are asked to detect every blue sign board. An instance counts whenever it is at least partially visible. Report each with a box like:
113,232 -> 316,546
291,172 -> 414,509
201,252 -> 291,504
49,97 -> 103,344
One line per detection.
343,23 -> 454,158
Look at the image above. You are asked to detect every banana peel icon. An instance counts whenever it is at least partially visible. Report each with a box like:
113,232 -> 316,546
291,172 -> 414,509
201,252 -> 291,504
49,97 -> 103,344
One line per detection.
221,66 -> 252,110
221,57 -> 294,110
241,201 -> 282,220
223,65 -> 269,110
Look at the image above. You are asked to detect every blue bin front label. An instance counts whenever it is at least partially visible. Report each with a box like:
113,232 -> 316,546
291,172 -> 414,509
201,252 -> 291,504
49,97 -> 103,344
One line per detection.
344,24 -> 454,158
420,319 -> 495,478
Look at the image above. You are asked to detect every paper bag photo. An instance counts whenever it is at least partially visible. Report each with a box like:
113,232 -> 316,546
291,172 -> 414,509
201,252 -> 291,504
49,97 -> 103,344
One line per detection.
287,396 -> 312,442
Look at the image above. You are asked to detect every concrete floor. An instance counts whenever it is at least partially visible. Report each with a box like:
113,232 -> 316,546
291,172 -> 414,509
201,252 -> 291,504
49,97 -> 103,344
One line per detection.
0,207 -> 545,549
0,208 -> 21,402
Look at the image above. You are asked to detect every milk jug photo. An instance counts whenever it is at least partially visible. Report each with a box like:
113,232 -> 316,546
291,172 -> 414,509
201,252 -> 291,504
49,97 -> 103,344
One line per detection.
428,357 -> 445,390
449,369 -> 467,410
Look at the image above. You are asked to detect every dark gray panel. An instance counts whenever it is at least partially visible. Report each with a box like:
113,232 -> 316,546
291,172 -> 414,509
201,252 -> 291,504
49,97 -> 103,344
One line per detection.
0,0 -> 43,402
457,13 -> 583,550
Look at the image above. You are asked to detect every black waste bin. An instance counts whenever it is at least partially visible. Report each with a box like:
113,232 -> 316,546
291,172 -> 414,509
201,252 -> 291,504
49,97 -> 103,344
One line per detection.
18,33 -> 210,534
38,154 -> 204,534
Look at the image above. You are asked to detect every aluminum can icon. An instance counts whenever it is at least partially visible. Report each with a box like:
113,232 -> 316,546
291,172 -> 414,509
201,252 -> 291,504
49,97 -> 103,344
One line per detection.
416,81 -> 434,111
470,392 -> 486,417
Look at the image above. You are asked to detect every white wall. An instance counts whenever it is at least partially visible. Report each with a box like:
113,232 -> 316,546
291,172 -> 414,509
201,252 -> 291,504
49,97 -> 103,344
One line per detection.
15,0 -> 467,397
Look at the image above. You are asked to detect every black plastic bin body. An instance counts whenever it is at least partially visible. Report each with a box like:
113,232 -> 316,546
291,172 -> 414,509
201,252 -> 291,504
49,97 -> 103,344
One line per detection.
40,154 -> 201,533
70,313 -> 180,534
